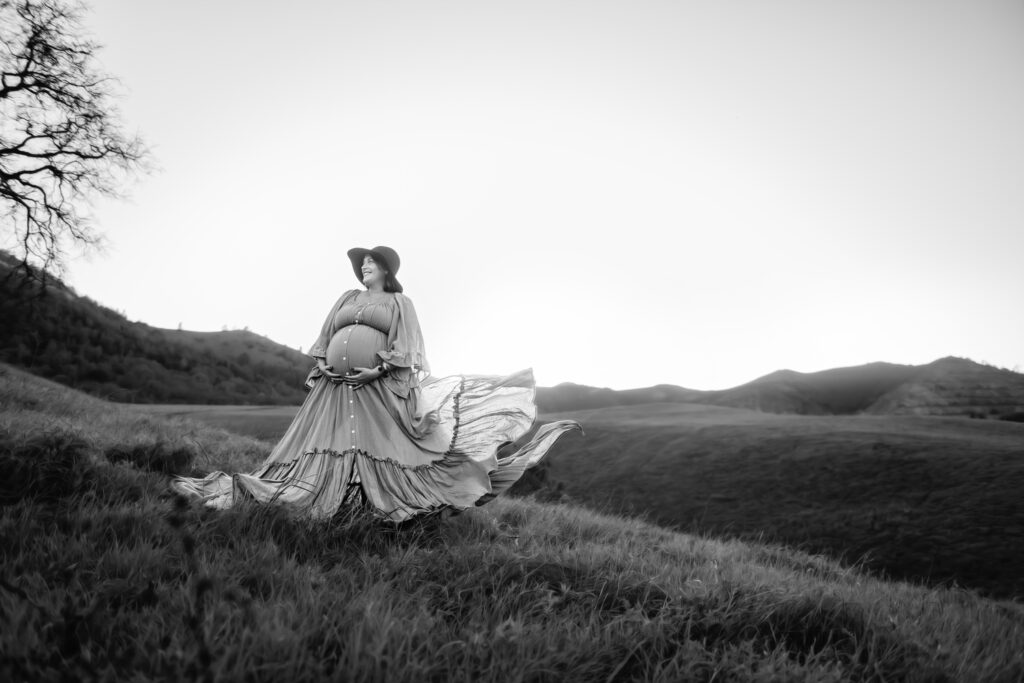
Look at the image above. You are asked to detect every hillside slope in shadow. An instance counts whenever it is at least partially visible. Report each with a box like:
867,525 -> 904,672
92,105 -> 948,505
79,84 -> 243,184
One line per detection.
517,402 -> 1024,600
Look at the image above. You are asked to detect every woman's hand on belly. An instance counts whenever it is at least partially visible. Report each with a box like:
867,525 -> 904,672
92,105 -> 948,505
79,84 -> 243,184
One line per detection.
343,366 -> 384,390
317,359 -> 346,384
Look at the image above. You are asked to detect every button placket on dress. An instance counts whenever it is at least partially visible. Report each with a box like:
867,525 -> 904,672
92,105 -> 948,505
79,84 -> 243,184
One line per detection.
349,388 -> 356,448
349,323 -> 356,447
347,304 -> 365,449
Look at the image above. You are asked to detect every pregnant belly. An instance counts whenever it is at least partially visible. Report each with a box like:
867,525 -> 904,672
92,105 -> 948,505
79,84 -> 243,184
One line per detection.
325,325 -> 387,374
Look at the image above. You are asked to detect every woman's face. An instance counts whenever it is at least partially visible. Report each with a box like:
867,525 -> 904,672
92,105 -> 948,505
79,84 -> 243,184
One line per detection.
361,255 -> 387,287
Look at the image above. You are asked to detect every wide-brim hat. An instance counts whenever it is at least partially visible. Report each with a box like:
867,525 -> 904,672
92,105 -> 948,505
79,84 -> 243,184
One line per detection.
347,246 -> 403,293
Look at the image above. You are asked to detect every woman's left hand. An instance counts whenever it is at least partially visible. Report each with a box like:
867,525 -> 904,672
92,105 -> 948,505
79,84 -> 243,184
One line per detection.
343,367 -> 383,390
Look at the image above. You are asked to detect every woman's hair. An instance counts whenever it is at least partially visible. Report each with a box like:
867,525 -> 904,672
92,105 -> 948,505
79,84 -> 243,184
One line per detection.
383,272 -> 402,293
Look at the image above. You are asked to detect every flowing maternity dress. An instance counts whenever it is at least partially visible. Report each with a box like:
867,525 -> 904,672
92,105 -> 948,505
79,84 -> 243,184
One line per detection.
172,290 -> 580,521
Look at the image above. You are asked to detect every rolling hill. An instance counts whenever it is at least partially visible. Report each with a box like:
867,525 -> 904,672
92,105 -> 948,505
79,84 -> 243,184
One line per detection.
534,382 -> 703,412
0,252 -> 311,404
699,361 -> 920,414
512,402 -> 1024,600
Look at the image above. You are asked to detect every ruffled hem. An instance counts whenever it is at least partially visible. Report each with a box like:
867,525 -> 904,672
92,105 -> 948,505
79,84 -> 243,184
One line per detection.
172,421 -> 580,522
172,445 -> 485,520
171,369 -> 582,522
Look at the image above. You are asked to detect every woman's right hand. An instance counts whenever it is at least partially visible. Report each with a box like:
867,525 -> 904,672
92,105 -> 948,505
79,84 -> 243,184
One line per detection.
317,360 -> 345,383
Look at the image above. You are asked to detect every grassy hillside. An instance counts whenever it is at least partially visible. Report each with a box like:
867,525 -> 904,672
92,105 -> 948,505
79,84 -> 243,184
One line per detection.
513,403 -> 1024,601
0,252 -> 310,404
865,356 -> 1024,417
124,403 -> 302,442
2,363 -> 1023,681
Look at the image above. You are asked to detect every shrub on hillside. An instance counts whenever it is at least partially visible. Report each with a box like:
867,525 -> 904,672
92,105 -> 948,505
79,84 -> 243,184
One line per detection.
0,431 -> 93,505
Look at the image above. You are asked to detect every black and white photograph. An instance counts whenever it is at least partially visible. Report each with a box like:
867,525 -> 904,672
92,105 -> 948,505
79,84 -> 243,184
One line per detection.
1,0 -> 1023,680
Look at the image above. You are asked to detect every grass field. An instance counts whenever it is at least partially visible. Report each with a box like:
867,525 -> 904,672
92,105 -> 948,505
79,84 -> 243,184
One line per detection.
129,400 -> 1024,600
3,365 -> 1024,681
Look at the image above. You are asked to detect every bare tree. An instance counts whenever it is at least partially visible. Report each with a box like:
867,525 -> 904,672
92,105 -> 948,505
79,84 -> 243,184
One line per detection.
1,0 -> 148,277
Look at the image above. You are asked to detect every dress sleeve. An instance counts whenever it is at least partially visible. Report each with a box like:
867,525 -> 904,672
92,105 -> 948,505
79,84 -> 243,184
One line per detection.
303,290 -> 357,389
376,293 -> 431,398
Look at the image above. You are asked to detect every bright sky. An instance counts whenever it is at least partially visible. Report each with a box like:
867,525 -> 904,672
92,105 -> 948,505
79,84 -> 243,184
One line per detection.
55,0 -> 1024,390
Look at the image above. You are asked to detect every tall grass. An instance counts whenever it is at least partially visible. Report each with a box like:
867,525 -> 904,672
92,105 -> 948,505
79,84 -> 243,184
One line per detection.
2,363 -> 1023,681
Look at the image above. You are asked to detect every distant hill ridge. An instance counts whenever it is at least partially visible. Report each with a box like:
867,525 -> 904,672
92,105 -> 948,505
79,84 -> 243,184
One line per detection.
537,357 -> 1024,418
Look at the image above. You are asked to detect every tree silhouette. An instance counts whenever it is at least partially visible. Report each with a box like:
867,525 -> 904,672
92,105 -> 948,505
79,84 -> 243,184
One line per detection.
1,0 -> 148,277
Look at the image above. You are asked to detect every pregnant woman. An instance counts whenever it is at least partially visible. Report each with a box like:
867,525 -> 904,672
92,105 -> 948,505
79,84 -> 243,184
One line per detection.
173,246 -> 580,521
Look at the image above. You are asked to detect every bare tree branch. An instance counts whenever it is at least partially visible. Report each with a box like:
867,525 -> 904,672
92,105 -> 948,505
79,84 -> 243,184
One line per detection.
0,0 -> 149,277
